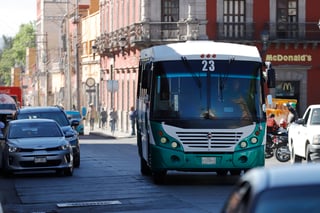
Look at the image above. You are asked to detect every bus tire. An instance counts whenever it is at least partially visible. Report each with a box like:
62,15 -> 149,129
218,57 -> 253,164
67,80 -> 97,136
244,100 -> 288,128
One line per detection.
140,158 -> 151,176
216,169 -> 228,176
230,169 -> 242,176
152,170 -> 167,185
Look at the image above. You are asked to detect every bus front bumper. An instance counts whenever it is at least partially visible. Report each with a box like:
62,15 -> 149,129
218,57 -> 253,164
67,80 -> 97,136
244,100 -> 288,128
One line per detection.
150,145 -> 265,172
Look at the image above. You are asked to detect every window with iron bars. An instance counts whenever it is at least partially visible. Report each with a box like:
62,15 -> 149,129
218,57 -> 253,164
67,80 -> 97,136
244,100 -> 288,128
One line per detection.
277,0 -> 298,39
223,0 -> 246,39
161,0 -> 179,32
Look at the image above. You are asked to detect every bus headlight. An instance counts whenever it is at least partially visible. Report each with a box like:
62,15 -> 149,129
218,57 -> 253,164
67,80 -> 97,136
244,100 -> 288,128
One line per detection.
160,137 -> 168,144
171,141 -> 178,148
250,137 -> 258,144
240,141 -> 247,148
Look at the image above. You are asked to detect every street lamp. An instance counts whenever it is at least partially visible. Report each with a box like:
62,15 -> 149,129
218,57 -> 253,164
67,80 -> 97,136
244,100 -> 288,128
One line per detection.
119,36 -> 127,56
318,19 -> 320,30
260,29 -> 269,57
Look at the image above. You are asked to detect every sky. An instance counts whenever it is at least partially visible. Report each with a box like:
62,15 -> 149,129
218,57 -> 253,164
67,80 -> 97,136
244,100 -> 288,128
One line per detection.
0,0 -> 36,38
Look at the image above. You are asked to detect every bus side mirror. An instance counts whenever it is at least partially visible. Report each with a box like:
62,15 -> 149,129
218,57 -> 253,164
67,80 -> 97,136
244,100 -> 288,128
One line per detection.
267,67 -> 276,88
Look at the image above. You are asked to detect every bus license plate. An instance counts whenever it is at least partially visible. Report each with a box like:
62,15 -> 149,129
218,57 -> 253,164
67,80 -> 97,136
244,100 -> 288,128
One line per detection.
34,157 -> 47,163
202,157 -> 216,165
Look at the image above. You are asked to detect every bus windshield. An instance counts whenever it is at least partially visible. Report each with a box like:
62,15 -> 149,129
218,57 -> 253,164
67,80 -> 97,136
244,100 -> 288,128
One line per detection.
150,59 -> 264,127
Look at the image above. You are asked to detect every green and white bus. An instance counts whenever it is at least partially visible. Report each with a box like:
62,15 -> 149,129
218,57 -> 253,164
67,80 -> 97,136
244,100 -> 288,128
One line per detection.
136,41 -> 269,184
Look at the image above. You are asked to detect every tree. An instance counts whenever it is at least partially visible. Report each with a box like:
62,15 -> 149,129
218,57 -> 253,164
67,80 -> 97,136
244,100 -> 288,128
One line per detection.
0,22 -> 35,85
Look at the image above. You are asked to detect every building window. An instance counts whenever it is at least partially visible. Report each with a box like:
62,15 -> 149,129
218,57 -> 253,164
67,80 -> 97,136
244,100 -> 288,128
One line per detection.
161,0 -> 179,31
276,0 -> 298,39
223,0 -> 246,39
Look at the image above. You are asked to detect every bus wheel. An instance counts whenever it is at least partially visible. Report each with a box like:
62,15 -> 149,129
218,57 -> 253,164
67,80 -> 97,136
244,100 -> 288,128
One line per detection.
152,170 -> 167,185
140,158 -> 152,176
216,169 -> 228,176
230,169 -> 242,176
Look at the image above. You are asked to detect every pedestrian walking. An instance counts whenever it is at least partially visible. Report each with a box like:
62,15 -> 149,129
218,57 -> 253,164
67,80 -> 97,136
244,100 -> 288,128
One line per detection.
109,108 -> 118,135
100,107 -> 108,129
88,103 -> 97,131
129,106 -> 137,135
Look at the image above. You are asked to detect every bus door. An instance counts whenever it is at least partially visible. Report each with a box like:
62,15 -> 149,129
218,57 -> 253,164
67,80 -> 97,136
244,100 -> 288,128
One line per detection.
139,62 -> 153,161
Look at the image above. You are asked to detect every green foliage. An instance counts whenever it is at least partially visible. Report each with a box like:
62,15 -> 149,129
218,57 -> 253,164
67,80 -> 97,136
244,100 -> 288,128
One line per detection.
0,22 -> 35,85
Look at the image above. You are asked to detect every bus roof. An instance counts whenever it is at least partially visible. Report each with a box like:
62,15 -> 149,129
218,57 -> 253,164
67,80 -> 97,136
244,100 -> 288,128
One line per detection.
140,41 -> 262,62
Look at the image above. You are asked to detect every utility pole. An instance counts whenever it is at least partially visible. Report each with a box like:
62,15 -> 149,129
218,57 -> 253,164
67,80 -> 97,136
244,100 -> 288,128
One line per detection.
66,1 -> 72,110
75,0 -> 81,110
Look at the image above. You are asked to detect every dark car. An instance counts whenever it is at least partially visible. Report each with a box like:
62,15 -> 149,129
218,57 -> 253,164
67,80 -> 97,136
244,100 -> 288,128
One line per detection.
65,110 -> 84,135
14,106 -> 80,168
221,163 -> 320,213
0,119 -> 73,176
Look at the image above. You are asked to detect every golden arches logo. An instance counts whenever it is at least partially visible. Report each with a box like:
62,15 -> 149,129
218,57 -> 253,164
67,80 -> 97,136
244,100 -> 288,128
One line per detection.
282,82 -> 292,91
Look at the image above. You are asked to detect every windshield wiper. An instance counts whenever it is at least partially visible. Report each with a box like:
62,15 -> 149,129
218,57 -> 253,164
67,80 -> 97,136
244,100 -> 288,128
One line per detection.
181,56 -> 202,88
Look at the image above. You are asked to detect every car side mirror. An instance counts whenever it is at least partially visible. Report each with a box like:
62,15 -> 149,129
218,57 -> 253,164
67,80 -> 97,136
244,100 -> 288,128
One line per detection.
71,120 -> 80,127
295,118 -> 304,125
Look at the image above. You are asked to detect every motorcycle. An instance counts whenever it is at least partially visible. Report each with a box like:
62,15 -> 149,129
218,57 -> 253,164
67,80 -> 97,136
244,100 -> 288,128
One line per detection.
265,129 -> 290,162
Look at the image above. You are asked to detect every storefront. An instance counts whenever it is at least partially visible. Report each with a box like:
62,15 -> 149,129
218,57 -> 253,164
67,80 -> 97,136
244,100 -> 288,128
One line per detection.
264,43 -> 320,115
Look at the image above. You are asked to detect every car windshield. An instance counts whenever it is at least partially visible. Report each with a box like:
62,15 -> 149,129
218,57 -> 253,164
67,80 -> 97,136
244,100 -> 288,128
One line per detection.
17,111 -> 70,126
8,122 -> 63,138
253,186 -> 320,213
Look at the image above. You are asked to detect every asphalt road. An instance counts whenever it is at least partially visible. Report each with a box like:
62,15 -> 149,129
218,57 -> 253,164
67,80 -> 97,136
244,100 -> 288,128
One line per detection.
0,133 -> 289,213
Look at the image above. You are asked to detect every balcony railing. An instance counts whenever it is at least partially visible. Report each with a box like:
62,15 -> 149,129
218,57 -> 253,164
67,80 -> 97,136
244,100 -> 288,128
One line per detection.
215,22 -> 320,42
95,20 -> 202,55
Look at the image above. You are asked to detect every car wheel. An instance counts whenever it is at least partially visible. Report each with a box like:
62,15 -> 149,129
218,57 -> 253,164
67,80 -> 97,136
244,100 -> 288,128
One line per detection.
291,147 -> 302,163
64,166 -> 73,176
306,144 -> 312,162
1,157 -> 13,178
74,153 -> 80,168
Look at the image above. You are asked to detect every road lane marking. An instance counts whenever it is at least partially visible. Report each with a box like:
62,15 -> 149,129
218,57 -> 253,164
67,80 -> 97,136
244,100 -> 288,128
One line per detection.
57,200 -> 122,208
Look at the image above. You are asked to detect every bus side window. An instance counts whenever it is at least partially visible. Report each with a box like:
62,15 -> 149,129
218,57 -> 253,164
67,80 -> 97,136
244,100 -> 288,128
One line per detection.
142,63 -> 152,89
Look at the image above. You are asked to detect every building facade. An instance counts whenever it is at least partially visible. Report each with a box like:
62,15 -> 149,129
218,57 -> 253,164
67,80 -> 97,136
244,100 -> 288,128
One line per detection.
207,0 -> 320,115
32,0 -> 320,133
90,0 -> 207,132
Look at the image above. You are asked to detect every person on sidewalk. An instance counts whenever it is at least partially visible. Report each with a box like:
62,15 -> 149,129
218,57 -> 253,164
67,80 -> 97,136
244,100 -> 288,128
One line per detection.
100,107 -> 108,129
88,103 -> 97,131
109,108 -> 118,135
129,106 -> 137,136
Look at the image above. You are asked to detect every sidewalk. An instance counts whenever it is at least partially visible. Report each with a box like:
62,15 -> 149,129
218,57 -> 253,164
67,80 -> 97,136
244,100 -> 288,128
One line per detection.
84,125 -> 135,139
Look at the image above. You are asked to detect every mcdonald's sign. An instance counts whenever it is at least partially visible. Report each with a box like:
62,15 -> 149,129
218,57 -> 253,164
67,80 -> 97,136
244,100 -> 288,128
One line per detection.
276,81 -> 299,97
282,82 -> 293,92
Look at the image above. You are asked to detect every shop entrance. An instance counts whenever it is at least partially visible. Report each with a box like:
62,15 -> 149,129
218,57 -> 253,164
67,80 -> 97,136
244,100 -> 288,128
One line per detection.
275,80 -> 300,114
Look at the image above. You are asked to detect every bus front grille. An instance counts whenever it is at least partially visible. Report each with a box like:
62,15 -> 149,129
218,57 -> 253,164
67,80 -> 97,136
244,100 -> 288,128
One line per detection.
176,131 -> 243,152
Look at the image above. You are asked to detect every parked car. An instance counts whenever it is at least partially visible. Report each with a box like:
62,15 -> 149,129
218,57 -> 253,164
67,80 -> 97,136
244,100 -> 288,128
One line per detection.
0,119 -> 73,176
65,110 -> 84,135
221,163 -> 320,213
14,106 -> 80,168
288,104 -> 320,163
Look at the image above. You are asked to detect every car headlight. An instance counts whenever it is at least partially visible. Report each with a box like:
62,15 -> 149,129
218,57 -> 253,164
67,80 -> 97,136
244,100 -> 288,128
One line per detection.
60,144 -> 71,150
8,145 -> 19,153
313,135 -> 320,145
